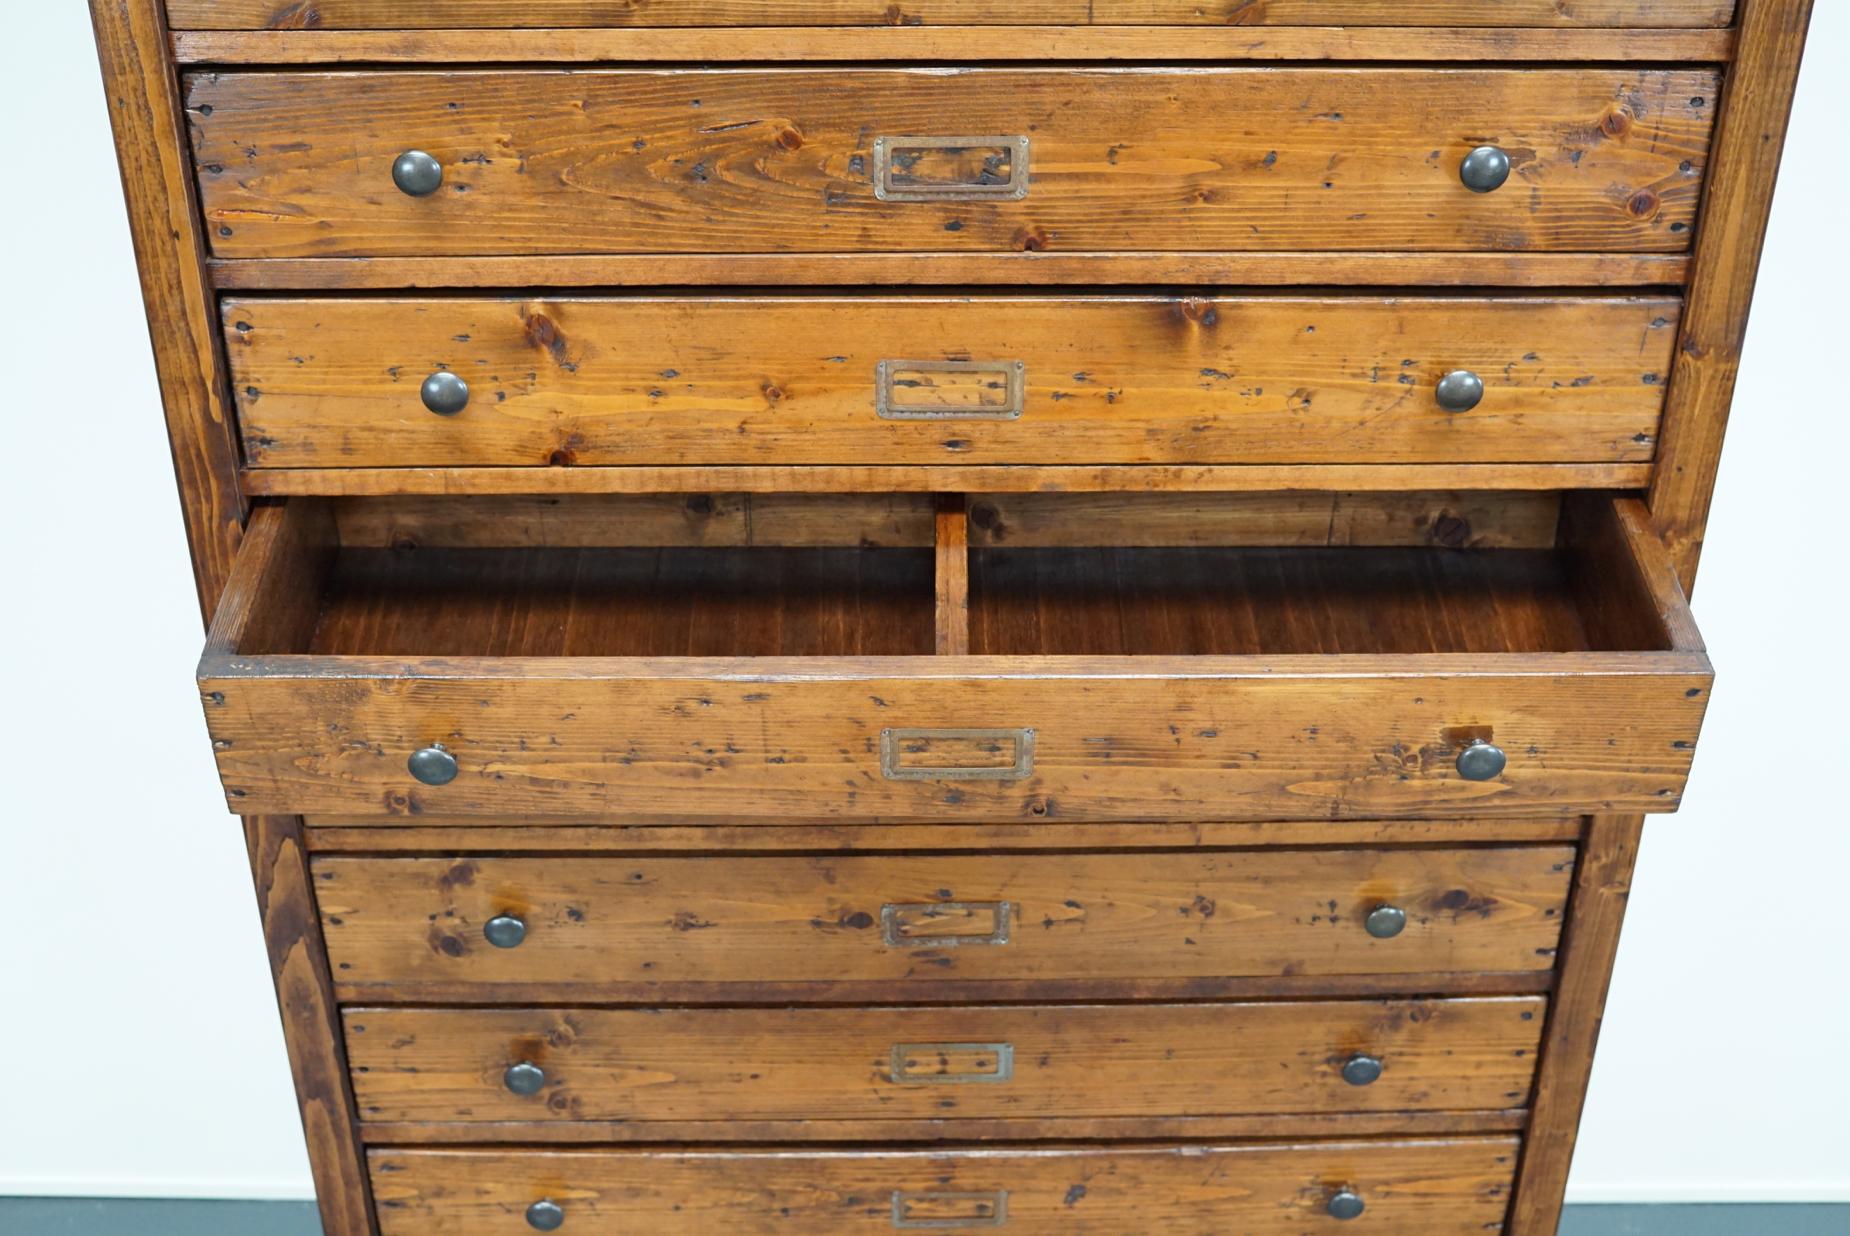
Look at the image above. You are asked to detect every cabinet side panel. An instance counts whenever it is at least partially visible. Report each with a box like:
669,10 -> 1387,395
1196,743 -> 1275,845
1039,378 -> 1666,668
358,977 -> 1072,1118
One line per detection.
1649,0 -> 1816,591
89,0 -> 244,620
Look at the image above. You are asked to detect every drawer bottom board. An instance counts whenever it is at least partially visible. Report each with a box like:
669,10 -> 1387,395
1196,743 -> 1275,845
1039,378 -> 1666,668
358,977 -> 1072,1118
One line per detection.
370,1138 -> 1518,1234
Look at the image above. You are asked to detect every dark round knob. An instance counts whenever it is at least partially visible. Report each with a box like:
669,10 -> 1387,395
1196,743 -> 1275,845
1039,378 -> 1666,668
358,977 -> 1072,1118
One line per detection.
526,1200 -> 565,1231
1435,369 -> 1485,413
1327,1190 -> 1366,1221
392,149 -> 444,197
407,744 -> 458,786
1456,739 -> 1508,782
1460,145 -> 1511,193
484,914 -> 528,949
504,1061 -> 547,1096
1341,1054 -> 1384,1087
421,371 -> 469,416
1364,905 -> 1407,940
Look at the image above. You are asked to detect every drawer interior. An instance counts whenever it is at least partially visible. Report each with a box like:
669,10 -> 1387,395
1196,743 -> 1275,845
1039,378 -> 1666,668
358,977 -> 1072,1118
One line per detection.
218,491 -> 1692,661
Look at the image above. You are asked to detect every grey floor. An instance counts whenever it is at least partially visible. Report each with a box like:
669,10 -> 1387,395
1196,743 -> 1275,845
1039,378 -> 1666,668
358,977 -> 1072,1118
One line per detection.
0,1200 -> 1846,1234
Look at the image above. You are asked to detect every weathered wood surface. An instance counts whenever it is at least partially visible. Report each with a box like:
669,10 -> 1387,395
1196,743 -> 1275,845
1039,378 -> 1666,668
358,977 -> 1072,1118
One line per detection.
244,816 -> 376,1236
209,251 -> 1697,291
343,997 -> 1545,1124
329,491 -> 1564,551
1650,0 -> 1817,590
242,461 -> 1655,497
1508,814 -> 1646,1236
227,297 -> 1680,469
167,0 -> 1735,29
197,499 -> 1710,820
187,69 -> 1717,258
315,846 -> 1572,1001
89,0 -> 244,622
368,1139 -> 1521,1235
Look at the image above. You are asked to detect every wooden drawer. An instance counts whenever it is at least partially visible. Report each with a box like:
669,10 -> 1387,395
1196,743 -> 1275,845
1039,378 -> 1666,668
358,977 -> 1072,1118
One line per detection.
170,1 -> 1734,30
198,495 -> 1709,821
315,846 -> 1573,1001
344,997 -> 1543,1126
369,1139 -> 1520,1234
226,296 -> 1679,469
186,68 -> 1715,259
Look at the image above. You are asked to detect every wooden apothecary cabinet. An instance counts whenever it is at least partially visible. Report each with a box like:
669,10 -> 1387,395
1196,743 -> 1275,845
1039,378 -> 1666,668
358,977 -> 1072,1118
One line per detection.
91,1 -> 1811,1231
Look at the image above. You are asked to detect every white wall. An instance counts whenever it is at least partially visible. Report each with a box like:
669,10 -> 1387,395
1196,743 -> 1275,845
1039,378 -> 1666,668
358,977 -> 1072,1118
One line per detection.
0,3 -> 1843,1204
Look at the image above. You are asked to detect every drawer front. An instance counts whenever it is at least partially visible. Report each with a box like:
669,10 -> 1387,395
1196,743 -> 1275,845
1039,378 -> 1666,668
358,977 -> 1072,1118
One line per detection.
202,663 -> 1710,820
170,1 -> 1734,29
227,296 -> 1678,469
370,1139 -> 1519,1235
316,847 -> 1574,999
344,998 -> 1543,1124
187,68 -> 1715,259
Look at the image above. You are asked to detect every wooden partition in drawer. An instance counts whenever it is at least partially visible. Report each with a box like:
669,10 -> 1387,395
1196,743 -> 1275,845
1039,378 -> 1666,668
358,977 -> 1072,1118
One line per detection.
343,997 -> 1544,1127
198,493 -> 1709,821
315,845 -> 1573,1002
225,295 -> 1679,470
186,68 -> 1716,258
168,2 -> 1734,29
367,1139 -> 1521,1236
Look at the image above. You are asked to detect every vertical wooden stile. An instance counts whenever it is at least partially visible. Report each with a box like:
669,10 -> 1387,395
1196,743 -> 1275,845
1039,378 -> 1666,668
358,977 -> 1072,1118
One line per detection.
935,494 -> 971,656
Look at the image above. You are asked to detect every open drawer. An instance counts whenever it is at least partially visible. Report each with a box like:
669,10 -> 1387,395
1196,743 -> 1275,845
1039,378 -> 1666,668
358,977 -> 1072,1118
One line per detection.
199,492 -> 1709,821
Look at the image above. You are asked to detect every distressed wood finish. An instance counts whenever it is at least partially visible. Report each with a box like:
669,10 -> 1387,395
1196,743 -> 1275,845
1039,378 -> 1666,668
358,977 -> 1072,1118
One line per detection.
314,846 -> 1573,1002
1509,814 -> 1646,1236
227,296 -> 1680,470
209,251 -> 1697,291
196,498 -> 1710,821
368,1139 -> 1521,1235
172,26 -> 1740,67
1650,0 -> 1817,590
330,491 -> 1565,551
166,0 -> 1735,29
186,69 -> 1717,259
243,461 -> 1656,497
89,0 -> 244,620
244,816 -> 375,1235
343,997 -> 1545,1125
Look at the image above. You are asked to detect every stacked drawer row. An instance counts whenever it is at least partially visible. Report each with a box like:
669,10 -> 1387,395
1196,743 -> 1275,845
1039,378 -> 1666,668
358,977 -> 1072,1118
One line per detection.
179,11 -> 1720,1233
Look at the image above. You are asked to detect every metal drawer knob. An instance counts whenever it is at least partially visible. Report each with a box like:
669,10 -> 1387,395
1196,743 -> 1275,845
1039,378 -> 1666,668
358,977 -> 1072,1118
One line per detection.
407,744 -> 458,786
421,371 -> 469,416
1327,1190 -> 1366,1221
1341,1054 -> 1384,1087
1364,905 -> 1407,939
1460,145 -> 1511,193
1456,738 -> 1508,782
526,1200 -> 565,1231
1435,369 -> 1485,413
392,149 -> 444,197
504,1061 -> 547,1096
484,914 -> 528,949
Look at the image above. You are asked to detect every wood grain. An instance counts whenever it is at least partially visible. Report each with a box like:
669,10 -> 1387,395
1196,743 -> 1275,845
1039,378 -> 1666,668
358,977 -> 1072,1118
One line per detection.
328,492 -> 1564,551
226,296 -> 1680,469
186,69 -> 1717,258
935,495 -> 970,656
1650,0 -> 1817,590
242,462 -> 1655,497
302,817 -> 1587,848
244,816 -> 375,1236
343,997 -> 1545,1125
314,846 -> 1572,1001
208,251 -> 1696,291
197,500 -> 1711,820
367,1139 -> 1521,1235
166,0 -> 1735,29
89,0 -> 244,622
1508,814 -> 1646,1236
